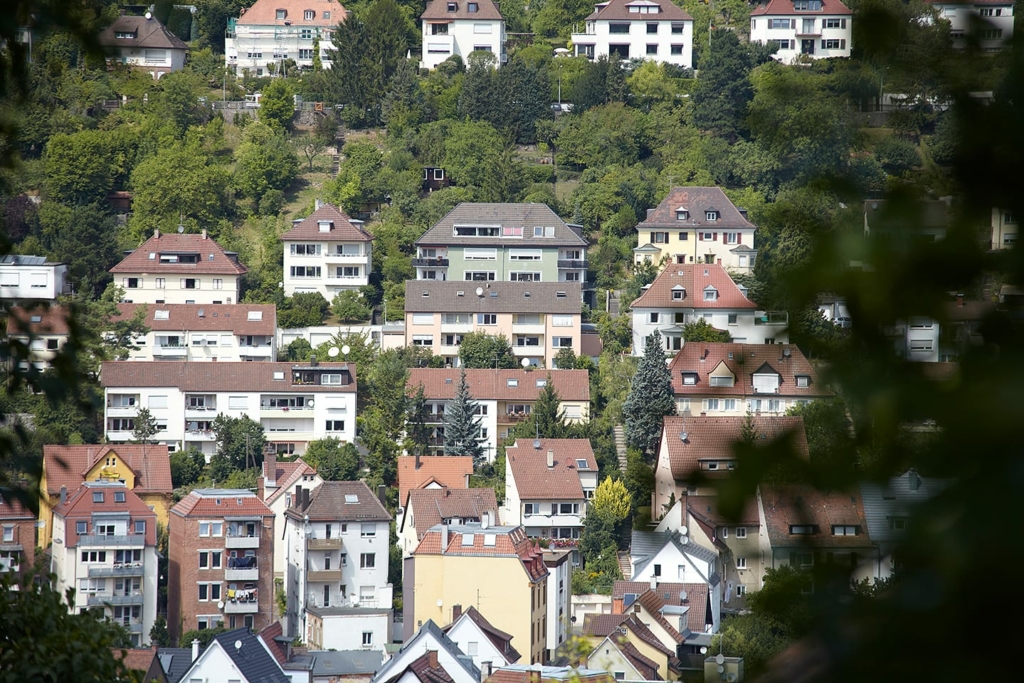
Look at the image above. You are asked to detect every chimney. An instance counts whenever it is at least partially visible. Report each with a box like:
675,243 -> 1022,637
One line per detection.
60,485 -> 67,505
546,449 -> 554,469
377,484 -> 387,509
415,452 -> 421,470
481,511 -> 489,530
427,649 -> 438,669
481,661 -> 493,682
908,468 -> 921,491
315,199 -> 324,211
191,638 -> 201,662
303,487 -> 311,510
264,453 -> 277,489
294,486 -> 303,509
452,604 -> 462,621
646,208 -> 655,219
650,575 -> 657,590
201,228 -> 208,240
441,524 -> 449,552
153,228 -> 160,239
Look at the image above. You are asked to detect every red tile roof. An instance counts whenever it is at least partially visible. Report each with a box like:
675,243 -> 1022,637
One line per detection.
631,264 -> 756,310
668,343 -> 831,398
114,303 -> 276,335
751,0 -> 852,16
0,492 -> 34,519
109,232 -> 247,275
405,488 -> 499,539
407,369 -> 590,402
113,648 -> 163,676
54,483 -> 158,548
258,621 -> 287,665
659,416 -> 809,482
686,494 -> 760,526
414,525 -> 548,582
263,458 -> 317,505
98,15 -> 189,50
237,0 -> 347,26
171,489 -> 274,518
586,0 -> 692,22
5,305 -> 70,336
398,456 -> 473,506
43,444 -> 172,497
505,439 -> 597,500
291,481 -> 391,523
100,361 -> 357,393
280,202 -> 373,242
618,640 -> 662,680
759,484 -> 872,549
613,582 -> 709,632
639,187 -> 755,230
636,591 -> 684,644
422,0 -> 504,21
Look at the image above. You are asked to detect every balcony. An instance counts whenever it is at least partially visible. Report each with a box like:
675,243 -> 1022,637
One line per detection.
557,259 -> 588,270
88,563 -> 145,578
79,534 -> 146,547
754,311 -> 789,326
324,251 -> 368,263
440,323 -> 473,334
260,404 -> 314,418
184,404 -> 217,418
307,569 -> 344,582
308,537 -> 343,551
504,411 -> 531,423
87,592 -> 145,607
224,588 -> 259,613
512,323 -> 546,335
225,535 -> 260,549
225,556 -> 259,581
153,344 -> 188,357
184,429 -> 216,441
512,345 -> 543,357
239,345 -> 273,358
412,257 -> 449,268
105,404 -> 139,416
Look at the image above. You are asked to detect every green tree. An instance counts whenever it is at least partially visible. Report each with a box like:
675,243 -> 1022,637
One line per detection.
278,292 -> 330,328
332,290 -> 372,323
149,614 -> 172,647
556,102 -> 650,169
258,79 -> 294,131
458,332 -> 517,369
131,407 -> 159,444
531,377 -> 567,438
404,384 -> 432,457
233,122 -> 299,209
37,202 -> 119,297
622,448 -> 654,513
786,399 -> 857,484
692,28 -> 774,141
682,318 -> 733,343
554,347 -> 578,370
302,438 -> 360,481
360,349 -> 410,487
875,136 -> 922,176
179,626 -> 228,649
590,477 -> 631,522
442,368 -> 485,463
212,414 -> 266,470
169,448 -> 205,488
381,59 -> 426,135
623,331 -> 676,458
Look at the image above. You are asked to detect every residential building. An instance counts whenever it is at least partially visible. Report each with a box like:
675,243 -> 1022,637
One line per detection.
281,201 -> 374,298
502,439 -> 598,551
176,627 -> 289,683
487,665 -> 613,683
653,415 -> 809,508
226,0 -> 347,76
413,203 -> 588,284
283,482 -> 393,647
258,454 -> 323,578
373,620 -> 481,683
630,264 -> 786,354
584,631 -> 662,682
398,455 -> 475,509
39,444 -> 173,549
667,342 -> 831,417
114,303 -> 277,362
309,650 -> 385,683
407,522 -> 549,664
628,528 -> 719,600
542,549 -> 573,660
0,491 -> 36,580
115,649 -> 168,683
757,484 -> 877,584
109,230 -> 248,305
404,281 -> 583,368
883,317 -> 942,363
926,0 -> 1014,50
684,496 -> 762,606
406,369 -> 591,461
991,207 -> 1018,249
398,488 -> 499,559
5,305 -> 69,371
97,13 -> 188,78
167,489 -> 276,640
154,646 -> 196,683
442,605 -> 522,671
100,361 -> 357,456
622,585 -> 717,666
570,0 -> 695,68
749,0 -> 853,62
420,0 -> 506,70
0,254 -> 68,303
50,482 -> 159,646
580,612 -> 681,680
634,187 -> 757,273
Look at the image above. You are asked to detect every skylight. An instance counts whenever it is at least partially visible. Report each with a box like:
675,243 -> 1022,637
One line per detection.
345,494 -> 358,504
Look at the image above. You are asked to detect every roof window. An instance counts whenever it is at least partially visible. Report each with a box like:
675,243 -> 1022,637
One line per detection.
345,494 -> 359,504
447,2 -> 458,10
29,315 -> 42,323
276,9 -> 287,20
576,459 -> 590,469
155,310 -> 170,320
468,2 -> 479,11
507,379 -> 519,387
318,220 -> 333,233
247,311 -> 263,321
706,211 -> 719,221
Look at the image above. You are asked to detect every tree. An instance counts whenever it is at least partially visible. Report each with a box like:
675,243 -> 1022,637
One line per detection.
458,332 -> 517,369
302,438 -> 360,481
149,614 -> 172,647
532,377 -> 567,438
212,414 -> 266,470
692,28 -> 773,141
786,399 -> 857,484
590,477 -> 631,522
278,292 -> 330,328
554,347 -> 578,370
682,318 -> 733,343
381,59 -> 426,135
258,79 -> 294,131
132,407 -> 159,444
179,626 -> 228,649
404,385 -> 432,457
360,349 -> 410,487
442,368 -> 485,464
233,122 -> 299,209
622,448 -> 654,513
170,448 -> 205,488
332,290 -> 372,323
38,202 -> 119,297
623,331 -> 676,458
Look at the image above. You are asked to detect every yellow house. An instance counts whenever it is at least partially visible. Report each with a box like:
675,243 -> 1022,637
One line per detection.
580,612 -> 679,680
39,444 -> 173,547
407,522 -> 549,664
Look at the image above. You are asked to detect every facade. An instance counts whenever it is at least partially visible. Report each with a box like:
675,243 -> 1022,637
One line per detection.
281,201 -> 374,298
630,264 -> 787,354
398,488 -> 499,559
749,0 -> 853,63
0,492 -> 36,580
398,455 -> 475,509
585,633 -> 661,682
413,203 -> 588,285
407,523 -> 549,664
667,342 -> 830,416
167,489 -> 276,640
926,1 -> 1014,51
683,496 -> 762,606
503,439 -> 598,550
258,454 -> 323,578
373,621 -> 481,683
114,303 -> 277,362
39,444 -> 172,549
654,415 -> 809,508
991,207 -> 1018,249
109,231 -> 248,305
406,369 -> 591,461
442,605 -> 522,670
226,0 -> 347,76
884,317 -> 942,362
283,482 -> 393,647
50,482 -> 159,646
6,305 -> 70,371
421,0 -> 506,70
177,628 -> 289,683
634,187 -> 757,273
580,612 -> 680,680
0,255 -> 68,303
404,281 -> 583,368
97,14 -> 188,77
100,361 -> 357,456
570,0 -> 695,68
543,549 -> 573,660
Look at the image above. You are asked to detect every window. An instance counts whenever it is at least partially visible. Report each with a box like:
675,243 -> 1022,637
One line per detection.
361,524 -> 376,538
796,375 -> 810,388
326,420 -> 345,431
652,231 -> 669,243
646,44 -> 658,55
792,0 -> 822,9
360,553 -> 375,568
276,9 -> 286,19
609,23 -> 630,34
553,336 -> 573,348
982,29 -> 1004,40
77,521 -> 87,534
672,23 -> 684,34
304,9 -> 315,20
510,272 -> 541,282
126,278 -> 141,289
704,288 -> 718,301
447,2 -> 457,10
181,278 -> 198,289
789,525 -> 818,535
704,399 -> 720,411
723,399 -> 736,411
465,271 -> 496,281
736,527 -> 747,539
832,525 -> 860,536
477,314 -> 497,325
653,564 -> 661,577
524,503 -> 537,515
468,2 -> 478,10
736,585 -> 747,597
699,231 -> 717,241
769,18 -> 793,29
298,48 -> 314,59
772,39 -> 793,50
682,373 -> 697,385
228,396 -> 248,410
615,674 -> 626,682
362,631 -> 373,646
821,39 -> 846,50
80,551 -> 107,562
473,23 -> 492,34
412,313 -> 434,325
823,18 -> 846,29
290,266 -> 321,278
647,23 -> 658,34
649,312 -> 660,324
890,517 -> 907,531
671,44 -> 684,55
706,211 -> 719,221
710,375 -> 733,387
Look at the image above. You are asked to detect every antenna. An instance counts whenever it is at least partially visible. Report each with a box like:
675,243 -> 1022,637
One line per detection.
679,590 -> 687,601
679,432 -> 688,442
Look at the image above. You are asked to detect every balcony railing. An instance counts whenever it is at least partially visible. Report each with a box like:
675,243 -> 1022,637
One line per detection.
225,535 -> 260,549
412,257 -> 450,268
79,534 -> 146,547
154,345 -> 188,356
87,592 -> 145,607
754,311 -> 789,325
504,411 -> 531,422
225,588 -> 259,613
88,563 -> 146,578
307,569 -> 344,582
557,259 -> 588,269
308,537 -> 343,550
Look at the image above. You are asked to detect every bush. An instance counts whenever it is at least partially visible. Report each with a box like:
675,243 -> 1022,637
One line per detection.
332,290 -> 372,323
259,188 -> 284,216
526,163 -> 555,184
875,136 -> 922,176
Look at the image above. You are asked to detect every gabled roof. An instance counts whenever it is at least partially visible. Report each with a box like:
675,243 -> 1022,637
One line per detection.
616,640 -> 661,681
113,303 -> 276,335
398,456 -> 474,506
372,620 -> 480,683
205,627 -> 288,683
42,444 -> 171,496
630,529 -> 718,580
414,523 -> 548,582
759,484 -> 873,549
281,202 -> 374,242
157,648 -> 194,683
668,343 -> 830,398
385,650 -> 458,683
422,0 -> 504,21
631,264 -> 756,310
100,361 -> 357,393
236,0 -> 348,26
6,305 -> 70,336
659,415 -> 809,482
110,232 -> 247,275
98,15 -> 189,51
751,0 -> 852,16
53,482 -> 158,548
638,187 -> 755,230
585,0 -> 693,22
635,591 -> 685,644
287,481 -> 391,523
416,203 -> 586,247
505,439 -> 597,501
686,494 -> 760,527
258,621 -> 288,665
859,470 -> 951,544
171,489 -> 274,518
0,491 -> 33,520
486,665 -> 613,683
404,488 -> 499,539
407,369 -> 590,403
404,281 -> 582,314
263,458 -> 318,505
443,606 -> 522,664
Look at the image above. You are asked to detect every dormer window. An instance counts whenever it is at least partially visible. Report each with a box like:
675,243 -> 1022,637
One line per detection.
447,1 -> 457,10
115,31 -> 136,39
276,9 -> 287,19
676,209 -> 689,221
682,373 -> 697,385
671,286 -> 684,301
703,287 -> 718,301
706,211 -> 719,221
318,220 -> 333,233
792,0 -> 822,10
29,315 -> 42,323
796,375 -> 810,388
468,2 -> 479,11
304,9 -> 315,20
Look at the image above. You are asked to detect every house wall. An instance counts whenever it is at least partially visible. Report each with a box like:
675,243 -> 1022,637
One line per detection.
631,545 -> 714,585
633,228 -> 755,273
429,245 -> 586,284
123,329 -> 275,362
421,19 -> 505,69
113,46 -> 187,74
673,393 -> 814,418
117,273 -> 241,305
585,638 -> 644,682
9,332 -> 69,370
544,554 -> 572,656
446,615 -> 515,669
631,308 -> 784,354
316,611 -> 390,651
227,24 -> 338,75
570,19 -> 695,68
0,516 -> 36,575
283,240 -> 372,297
0,263 -> 67,302
931,2 -> 1014,50
991,208 -> 1018,249
749,14 -> 853,62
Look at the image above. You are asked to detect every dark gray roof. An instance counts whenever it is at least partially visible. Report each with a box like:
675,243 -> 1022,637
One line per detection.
639,187 -> 755,231
371,620 -> 479,683
212,628 -> 289,683
286,481 -> 391,523
630,529 -> 718,579
310,650 -> 385,676
98,15 -> 190,51
416,203 -> 587,248
859,470 -> 952,544
306,605 -> 392,617
404,281 -> 582,314
157,648 -> 195,683
0,254 -> 51,265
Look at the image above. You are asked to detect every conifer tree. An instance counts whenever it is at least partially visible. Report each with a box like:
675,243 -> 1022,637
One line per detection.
532,374 -> 567,438
623,331 -> 676,459
443,368 -> 485,463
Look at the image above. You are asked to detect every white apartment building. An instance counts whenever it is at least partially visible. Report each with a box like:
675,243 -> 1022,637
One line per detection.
570,0 -> 695,69
226,0 -> 346,76
281,201 -> 373,298
420,0 -> 506,70
109,230 -> 247,305
0,255 -> 68,303
50,482 -> 159,647
991,208 -> 1018,249
926,0 -> 1014,51
100,361 -> 357,456
259,454 -> 323,579
115,303 -> 277,362
97,13 -> 188,78
750,0 -> 853,63
283,481 -> 393,648
6,305 -> 69,371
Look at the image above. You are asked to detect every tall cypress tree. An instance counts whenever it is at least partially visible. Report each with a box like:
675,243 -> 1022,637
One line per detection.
623,331 -> 677,459
532,374 -> 567,439
443,368 -> 485,464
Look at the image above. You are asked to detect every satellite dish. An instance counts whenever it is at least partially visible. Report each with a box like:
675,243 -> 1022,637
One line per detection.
307,400 -> 314,408
145,11 -> 153,19
475,287 -> 484,297
726,674 -> 737,683
717,665 -> 725,674
679,590 -> 687,601
679,536 -> 688,545
715,654 -> 726,666
521,357 -> 531,368
177,224 -> 184,233
679,525 -> 687,536
328,347 -> 340,358
217,601 -> 225,610
679,432 -> 688,442
783,347 -> 791,358
700,647 -> 708,655
436,598 -> 444,608
341,345 -> 351,356
351,594 -> 359,606
234,639 -> 242,651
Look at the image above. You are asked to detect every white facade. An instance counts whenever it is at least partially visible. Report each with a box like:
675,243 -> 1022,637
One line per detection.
928,1 -> 1014,51
109,46 -> 186,75
117,272 -> 241,305
261,460 -> 323,579
279,324 -> 407,354
887,317 -> 942,363
543,551 -> 572,658
420,1 -> 506,70
372,621 -> 481,683
283,239 -> 372,297
630,539 -> 716,585
0,256 -> 68,302
225,0 -> 346,76
117,305 -> 277,362
445,611 -> 518,670
631,307 -> 787,354
570,0 -> 694,69
750,1 -> 853,63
